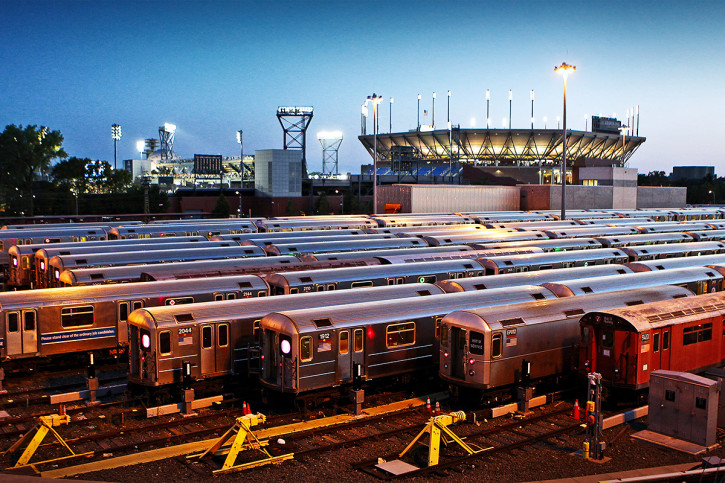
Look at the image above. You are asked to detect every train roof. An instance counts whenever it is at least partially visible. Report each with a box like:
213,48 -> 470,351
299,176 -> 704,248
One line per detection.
300,245 -> 473,262
483,220 -> 581,230
254,219 -> 376,230
632,222 -> 713,233
34,240 -> 237,259
542,266 -> 725,297
423,230 -> 548,246
624,254 -> 725,272
437,264 -> 633,292
620,241 -> 725,257
594,232 -> 693,245
265,237 -> 426,255
261,285 -> 558,335
0,274 -> 268,309
370,214 -> 475,226
128,283 -> 446,330
109,223 -> 256,236
441,286 -> 694,332
544,226 -> 640,238
265,259 -> 484,285
579,217 -> 654,225
9,236 -> 208,255
580,291 -> 725,333
376,247 -> 542,264
364,224 -> 484,235
242,234 -> 394,248
210,229 -> 366,242
477,248 -> 628,267
475,238 -> 603,251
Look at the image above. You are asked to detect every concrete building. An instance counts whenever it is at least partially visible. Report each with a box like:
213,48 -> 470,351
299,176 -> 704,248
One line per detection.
254,149 -> 303,197
378,185 -> 520,213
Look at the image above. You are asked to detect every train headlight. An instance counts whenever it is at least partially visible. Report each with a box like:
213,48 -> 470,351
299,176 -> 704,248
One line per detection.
54,269 -> 60,280
280,339 -> 291,355
40,261 -> 45,270
141,334 -> 151,350
11,258 -> 17,267
468,358 -> 475,365
468,370 -> 475,376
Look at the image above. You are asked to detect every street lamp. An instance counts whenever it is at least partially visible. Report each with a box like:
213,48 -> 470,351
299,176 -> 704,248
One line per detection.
389,97 -> 394,133
486,89 -> 491,128
432,92 -> 436,129
508,90 -> 512,129
236,130 -> 243,183
530,90 -> 535,129
417,94 -> 421,130
366,93 -> 383,214
448,90 -> 452,170
111,124 -> 122,170
555,61 -> 576,220
235,190 -> 242,217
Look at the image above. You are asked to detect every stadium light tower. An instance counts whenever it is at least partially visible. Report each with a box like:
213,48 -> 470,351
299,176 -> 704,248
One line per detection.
317,131 -> 343,176
159,123 -> 176,160
366,94 -> 383,214
111,124 -> 121,170
555,61 -> 576,220
136,140 -> 145,160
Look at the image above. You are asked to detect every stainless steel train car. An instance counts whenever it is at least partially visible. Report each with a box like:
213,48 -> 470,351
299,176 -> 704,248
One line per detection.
475,238 -> 603,252
0,275 -> 269,366
593,232 -> 694,248
6,236 -> 208,289
370,214 -> 476,227
0,227 -> 109,264
467,213 -> 556,223
374,247 -> 543,265
34,240 -> 239,289
543,226 -> 640,238
210,229 -> 368,243
423,230 -> 549,247
240,234 -> 394,248
534,210 -> 618,220
483,220 -> 581,230
108,221 -> 257,239
542,266 -> 725,297
437,264 -> 633,293
298,245 -> 473,262
259,285 -> 558,396
578,217 -> 653,225
619,241 -> 725,261
127,283 -> 446,394
668,208 -> 722,221
475,249 -> 629,275
264,259 -> 487,295
364,224 -> 485,235
263,237 -> 426,256
686,229 -> 725,242
625,254 -> 725,272
46,246 -> 266,287
438,286 -> 693,394
254,218 -> 377,232
614,210 -> 674,222
633,222 -> 713,234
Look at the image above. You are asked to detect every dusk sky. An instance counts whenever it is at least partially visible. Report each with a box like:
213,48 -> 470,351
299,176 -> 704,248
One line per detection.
2,1 -> 724,176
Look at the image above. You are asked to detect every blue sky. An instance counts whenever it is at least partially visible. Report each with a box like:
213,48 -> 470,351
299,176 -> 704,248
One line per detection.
2,1 -> 723,175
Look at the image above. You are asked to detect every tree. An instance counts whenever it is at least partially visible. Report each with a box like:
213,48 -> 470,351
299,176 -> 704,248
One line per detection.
52,157 -> 91,195
315,193 -> 332,214
211,193 -> 231,218
0,124 -> 66,215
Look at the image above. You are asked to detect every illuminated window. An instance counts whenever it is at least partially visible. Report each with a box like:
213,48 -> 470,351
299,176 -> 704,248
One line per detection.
300,336 -> 312,361
339,331 -> 349,354
386,322 -> 415,348
354,329 -> 363,352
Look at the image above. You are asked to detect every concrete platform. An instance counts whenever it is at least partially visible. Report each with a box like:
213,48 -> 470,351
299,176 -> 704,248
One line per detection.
530,462 -> 699,483
631,429 -> 719,455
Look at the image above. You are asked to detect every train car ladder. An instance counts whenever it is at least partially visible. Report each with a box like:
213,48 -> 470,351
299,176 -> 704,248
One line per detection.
398,411 -> 487,467
4,413 -> 93,471
191,412 -> 293,474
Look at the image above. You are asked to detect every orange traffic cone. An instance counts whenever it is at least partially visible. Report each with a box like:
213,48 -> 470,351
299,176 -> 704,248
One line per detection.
434,401 -> 440,416
242,401 -> 248,415
426,396 -> 431,415
573,399 -> 580,419
246,402 -> 252,415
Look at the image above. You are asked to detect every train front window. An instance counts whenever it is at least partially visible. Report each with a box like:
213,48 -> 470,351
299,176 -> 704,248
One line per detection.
300,336 -> 312,361
491,333 -> 502,358
469,331 -> 485,355
61,306 -> 93,328
440,324 -> 449,347
159,331 -> 171,355
653,333 -> 660,352
601,330 -> 614,349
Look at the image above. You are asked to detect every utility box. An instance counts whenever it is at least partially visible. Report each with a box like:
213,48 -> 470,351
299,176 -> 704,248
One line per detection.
648,370 -> 718,447
703,367 -> 725,428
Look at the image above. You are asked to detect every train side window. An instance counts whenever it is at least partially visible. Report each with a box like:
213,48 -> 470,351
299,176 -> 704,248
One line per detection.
386,322 -> 415,348
695,397 -> 707,410
133,301 -> 143,311
290,288 -> 299,294
470,331 -> 485,355
24,311 -> 36,331
119,302 -> 129,322
202,326 -> 213,349
227,293 -> 236,300
440,324 -> 449,347
699,323 -> 713,342
215,294 -> 224,301
300,336 -> 312,362
339,331 -> 349,354
601,330 -> 614,349
653,333 -> 660,353
665,389 -> 675,402
316,285 -> 325,291
253,320 -> 261,340
387,279 -> 395,286
491,333 -> 502,358
218,324 -> 229,347
354,329 -> 363,352
351,280 -> 374,288
159,331 -> 172,355
61,306 -> 93,328
7,312 -> 19,332
327,284 -> 335,291
663,331 -> 670,350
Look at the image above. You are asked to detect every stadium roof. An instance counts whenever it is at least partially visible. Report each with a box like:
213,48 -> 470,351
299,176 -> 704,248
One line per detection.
359,128 -> 645,167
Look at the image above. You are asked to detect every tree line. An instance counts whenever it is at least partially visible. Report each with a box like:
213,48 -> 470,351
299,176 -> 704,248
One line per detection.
638,171 -> 721,205
0,124 -> 167,216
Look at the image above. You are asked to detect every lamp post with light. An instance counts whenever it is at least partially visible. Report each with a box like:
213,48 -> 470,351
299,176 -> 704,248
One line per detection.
366,93 -> 383,214
447,90 -> 452,171
486,89 -> 491,128
111,124 -> 121,170
555,61 -> 576,220
508,90 -> 512,129
432,92 -> 436,128
389,97 -> 394,133
530,90 -> 535,129
417,94 -> 421,130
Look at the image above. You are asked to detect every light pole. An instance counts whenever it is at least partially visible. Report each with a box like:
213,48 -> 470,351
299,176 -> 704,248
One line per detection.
417,94 -> 421,130
448,90 -> 453,171
584,114 -> 588,131
136,140 -> 145,160
508,90 -> 512,129
367,93 -> 383,214
432,92 -> 436,129
530,90 -> 535,129
111,124 -> 121,170
236,130 -> 244,184
710,190 -> 716,205
486,89 -> 491,128
389,97 -> 394,133
555,61 -> 576,220
235,190 -> 242,217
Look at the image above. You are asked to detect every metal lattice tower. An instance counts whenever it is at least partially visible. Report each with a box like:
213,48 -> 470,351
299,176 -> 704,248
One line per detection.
317,131 -> 343,176
277,106 -> 313,177
158,123 -> 176,160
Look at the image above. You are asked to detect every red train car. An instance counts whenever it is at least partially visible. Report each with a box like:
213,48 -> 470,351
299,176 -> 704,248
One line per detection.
579,291 -> 725,393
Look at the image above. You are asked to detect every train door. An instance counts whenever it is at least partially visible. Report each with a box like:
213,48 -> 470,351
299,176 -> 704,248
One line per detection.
449,327 -> 466,379
6,310 -> 38,356
215,323 -> 231,372
649,330 -> 661,372
337,330 -> 351,381
660,327 -> 671,370
200,325 -> 215,375
352,328 -> 365,379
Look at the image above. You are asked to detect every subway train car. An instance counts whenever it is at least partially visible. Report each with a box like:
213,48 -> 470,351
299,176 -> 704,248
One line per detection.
300,245 -> 474,262
0,227 -> 109,269
370,214 -> 476,227
364,224 -> 486,236
475,238 -> 603,252
46,245 -> 266,287
593,232 -> 693,248
109,222 -> 257,239
0,275 -> 268,367
686,229 -> 725,242
475,249 -> 629,275
437,264 -> 633,293
438,286 -> 693,397
544,226 -> 640,239
579,291 -> 725,393
374,247 -> 543,265
240,234 -> 394,248
127,283 -> 446,397
619,241 -> 725,261
7,236 -> 208,289
579,217 -> 654,226
254,218 -> 377,232
625,254 -> 725,272
259,285 -> 558,397
265,259 -> 486,294
264,237 -> 427,256
423,230 -> 549,247
210,229 -> 368,244
633,222 -> 713,234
